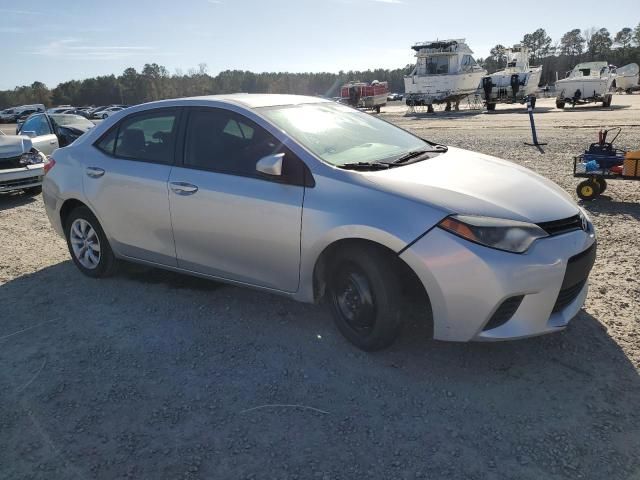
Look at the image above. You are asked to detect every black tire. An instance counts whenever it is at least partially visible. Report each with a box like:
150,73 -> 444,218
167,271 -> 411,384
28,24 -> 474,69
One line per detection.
23,186 -> 42,196
556,100 -> 565,109
576,180 -> 600,201
486,103 -> 496,111
375,105 -> 381,113
594,177 -> 607,194
64,206 -> 117,278
602,94 -> 612,107
529,96 -> 536,109
327,246 -> 403,351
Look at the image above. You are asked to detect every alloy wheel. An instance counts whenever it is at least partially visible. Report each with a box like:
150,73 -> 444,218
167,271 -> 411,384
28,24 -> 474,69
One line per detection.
70,218 -> 101,269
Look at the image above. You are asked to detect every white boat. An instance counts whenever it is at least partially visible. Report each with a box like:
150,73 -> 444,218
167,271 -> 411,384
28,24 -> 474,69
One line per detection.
404,39 -> 487,112
481,45 -> 542,111
555,61 -> 616,108
614,63 -> 639,93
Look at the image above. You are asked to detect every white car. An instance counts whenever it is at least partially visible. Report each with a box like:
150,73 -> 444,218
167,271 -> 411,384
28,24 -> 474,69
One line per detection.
0,130 -> 47,194
99,107 -> 125,119
42,94 -> 597,350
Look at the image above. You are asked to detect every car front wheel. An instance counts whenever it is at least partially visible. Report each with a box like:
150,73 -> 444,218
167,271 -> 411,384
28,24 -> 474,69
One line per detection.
327,246 -> 403,351
65,206 -> 117,277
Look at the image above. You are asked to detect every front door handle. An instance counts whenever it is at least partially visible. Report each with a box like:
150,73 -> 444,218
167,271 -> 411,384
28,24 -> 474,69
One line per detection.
49,140 -> 57,144
86,167 -> 105,178
170,182 -> 198,195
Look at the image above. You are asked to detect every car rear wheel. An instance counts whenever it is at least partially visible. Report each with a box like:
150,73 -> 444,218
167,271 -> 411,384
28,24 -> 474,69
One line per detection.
327,246 -> 402,351
65,206 -> 117,277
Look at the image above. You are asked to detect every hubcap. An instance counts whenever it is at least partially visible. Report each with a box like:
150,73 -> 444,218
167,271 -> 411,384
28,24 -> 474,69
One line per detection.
70,218 -> 101,269
332,265 -> 376,333
582,185 -> 594,196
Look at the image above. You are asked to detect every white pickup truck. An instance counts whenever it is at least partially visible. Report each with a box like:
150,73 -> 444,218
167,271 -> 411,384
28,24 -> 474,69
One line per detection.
0,131 -> 46,195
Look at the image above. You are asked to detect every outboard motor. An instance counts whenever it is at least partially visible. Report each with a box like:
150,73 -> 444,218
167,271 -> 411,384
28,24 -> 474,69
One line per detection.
482,77 -> 493,101
510,74 -> 520,101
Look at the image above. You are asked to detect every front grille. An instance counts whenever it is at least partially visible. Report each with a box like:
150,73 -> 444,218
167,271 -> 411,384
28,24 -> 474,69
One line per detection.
0,156 -> 23,170
552,280 -> 586,313
537,214 -> 583,236
484,295 -> 524,331
551,243 -> 596,313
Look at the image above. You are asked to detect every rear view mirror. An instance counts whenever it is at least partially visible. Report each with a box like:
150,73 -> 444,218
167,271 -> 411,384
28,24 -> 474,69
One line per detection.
256,153 -> 285,176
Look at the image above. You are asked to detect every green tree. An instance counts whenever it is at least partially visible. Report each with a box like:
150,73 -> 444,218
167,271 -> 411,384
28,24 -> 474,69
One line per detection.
522,28 -> 553,63
560,29 -> 585,57
615,27 -> 633,50
588,28 -> 613,59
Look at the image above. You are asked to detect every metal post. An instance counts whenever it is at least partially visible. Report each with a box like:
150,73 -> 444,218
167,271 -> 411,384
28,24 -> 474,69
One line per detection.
524,97 -> 547,148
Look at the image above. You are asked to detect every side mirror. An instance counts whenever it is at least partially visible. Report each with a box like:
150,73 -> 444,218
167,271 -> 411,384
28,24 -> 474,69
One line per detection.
256,153 -> 285,176
22,130 -> 37,138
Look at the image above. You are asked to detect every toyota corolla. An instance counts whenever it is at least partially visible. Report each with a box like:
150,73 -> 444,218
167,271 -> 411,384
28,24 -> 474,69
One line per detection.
42,94 -> 596,350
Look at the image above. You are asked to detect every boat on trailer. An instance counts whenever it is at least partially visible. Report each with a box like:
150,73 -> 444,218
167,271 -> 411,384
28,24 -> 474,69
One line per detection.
555,62 -> 616,109
481,45 -> 542,111
404,39 -> 487,113
614,63 -> 639,94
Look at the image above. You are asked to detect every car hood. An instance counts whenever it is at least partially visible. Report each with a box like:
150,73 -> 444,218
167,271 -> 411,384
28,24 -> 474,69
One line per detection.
363,146 -> 579,223
0,135 -> 32,159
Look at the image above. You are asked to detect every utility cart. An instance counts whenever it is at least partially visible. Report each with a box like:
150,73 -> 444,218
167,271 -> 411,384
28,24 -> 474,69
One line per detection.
573,128 -> 640,200
340,81 -> 388,113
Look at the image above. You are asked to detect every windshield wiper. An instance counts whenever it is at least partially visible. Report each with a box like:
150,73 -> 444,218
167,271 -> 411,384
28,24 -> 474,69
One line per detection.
392,146 -> 446,164
338,162 -> 391,170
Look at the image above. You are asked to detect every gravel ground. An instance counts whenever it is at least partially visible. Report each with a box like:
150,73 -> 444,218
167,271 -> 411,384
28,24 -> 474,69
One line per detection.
1,95 -> 639,480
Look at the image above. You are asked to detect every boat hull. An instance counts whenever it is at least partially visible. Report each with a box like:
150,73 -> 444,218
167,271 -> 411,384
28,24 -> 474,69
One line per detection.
404,71 -> 486,105
556,77 -> 614,101
483,67 -> 542,103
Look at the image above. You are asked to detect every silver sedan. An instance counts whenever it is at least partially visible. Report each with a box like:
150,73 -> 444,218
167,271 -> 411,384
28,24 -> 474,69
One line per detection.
42,94 -> 596,350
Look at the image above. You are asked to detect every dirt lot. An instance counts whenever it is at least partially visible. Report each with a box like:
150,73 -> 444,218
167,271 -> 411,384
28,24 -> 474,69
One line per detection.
1,96 -> 639,480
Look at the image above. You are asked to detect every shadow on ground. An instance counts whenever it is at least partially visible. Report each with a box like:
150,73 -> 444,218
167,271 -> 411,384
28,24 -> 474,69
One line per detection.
0,192 -> 37,212
0,261 -> 638,479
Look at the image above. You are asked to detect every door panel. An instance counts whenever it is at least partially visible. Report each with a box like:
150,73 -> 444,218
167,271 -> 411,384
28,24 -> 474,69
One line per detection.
31,134 -> 59,156
169,167 -> 303,291
82,108 -> 181,265
83,152 -> 176,265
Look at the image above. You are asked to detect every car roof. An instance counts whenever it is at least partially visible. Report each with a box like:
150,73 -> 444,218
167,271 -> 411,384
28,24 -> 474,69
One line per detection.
158,93 -> 332,109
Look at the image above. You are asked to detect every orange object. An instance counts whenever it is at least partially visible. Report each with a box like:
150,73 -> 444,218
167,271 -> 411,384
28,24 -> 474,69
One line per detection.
623,151 -> 640,177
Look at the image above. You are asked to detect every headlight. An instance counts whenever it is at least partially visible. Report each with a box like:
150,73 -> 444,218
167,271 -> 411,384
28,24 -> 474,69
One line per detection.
19,149 -> 46,166
438,215 -> 548,253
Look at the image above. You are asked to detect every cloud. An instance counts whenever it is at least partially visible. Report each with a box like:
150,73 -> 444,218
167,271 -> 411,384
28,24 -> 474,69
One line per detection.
27,39 -> 154,60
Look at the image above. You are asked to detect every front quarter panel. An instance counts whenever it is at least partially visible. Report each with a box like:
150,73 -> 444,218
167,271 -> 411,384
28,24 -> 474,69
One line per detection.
295,170 -> 446,302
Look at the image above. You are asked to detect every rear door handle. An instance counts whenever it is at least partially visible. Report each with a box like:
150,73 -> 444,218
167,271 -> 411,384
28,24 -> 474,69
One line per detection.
86,167 -> 105,178
49,140 -> 57,144
170,182 -> 198,195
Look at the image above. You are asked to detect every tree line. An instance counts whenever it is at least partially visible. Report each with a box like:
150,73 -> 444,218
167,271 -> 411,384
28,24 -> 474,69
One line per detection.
1,23 -> 639,109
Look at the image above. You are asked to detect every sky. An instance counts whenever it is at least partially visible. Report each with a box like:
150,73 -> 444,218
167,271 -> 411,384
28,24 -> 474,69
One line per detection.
0,0 -> 637,90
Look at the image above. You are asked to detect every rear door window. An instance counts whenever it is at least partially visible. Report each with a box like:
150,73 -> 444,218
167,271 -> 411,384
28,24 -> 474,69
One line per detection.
112,110 -> 179,164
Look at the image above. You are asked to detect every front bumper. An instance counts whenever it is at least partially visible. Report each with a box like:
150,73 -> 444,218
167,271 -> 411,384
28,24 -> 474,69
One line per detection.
399,227 -> 596,342
0,164 -> 44,193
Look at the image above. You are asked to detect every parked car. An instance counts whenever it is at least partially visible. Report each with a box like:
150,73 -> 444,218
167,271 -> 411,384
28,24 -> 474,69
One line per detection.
17,113 -> 94,155
1,105 -> 45,123
43,94 -> 596,351
97,106 -> 125,119
0,130 -> 46,195
387,93 -> 403,101
88,106 -> 108,118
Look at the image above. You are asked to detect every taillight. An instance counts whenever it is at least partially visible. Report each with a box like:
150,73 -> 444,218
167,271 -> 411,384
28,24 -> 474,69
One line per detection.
43,157 -> 56,174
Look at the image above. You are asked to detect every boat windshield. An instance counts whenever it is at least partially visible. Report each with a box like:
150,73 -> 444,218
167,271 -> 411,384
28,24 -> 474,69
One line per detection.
417,56 -> 450,75
258,102 -> 430,167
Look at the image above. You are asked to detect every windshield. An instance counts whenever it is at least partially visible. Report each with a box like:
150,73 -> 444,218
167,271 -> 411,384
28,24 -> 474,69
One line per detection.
259,102 -> 429,166
51,114 -> 94,128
